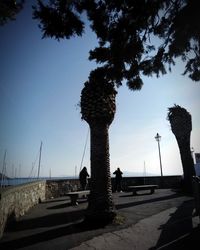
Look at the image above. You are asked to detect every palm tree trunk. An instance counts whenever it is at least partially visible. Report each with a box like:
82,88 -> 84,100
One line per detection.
86,122 -> 116,223
176,135 -> 195,194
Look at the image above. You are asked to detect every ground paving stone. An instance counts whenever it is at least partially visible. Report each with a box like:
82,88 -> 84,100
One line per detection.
0,189 -> 199,250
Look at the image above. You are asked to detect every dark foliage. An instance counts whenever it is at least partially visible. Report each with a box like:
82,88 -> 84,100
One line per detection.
153,0 -> 200,82
0,0 -> 24,25
33,0 -> 200,88
33,0 -> 84,40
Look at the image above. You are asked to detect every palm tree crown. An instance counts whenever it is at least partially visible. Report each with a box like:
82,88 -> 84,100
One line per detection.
167,104 -> 195,194
167,104 -> 192,138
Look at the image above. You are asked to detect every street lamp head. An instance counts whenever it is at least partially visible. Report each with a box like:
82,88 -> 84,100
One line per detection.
155,133 -> 161,141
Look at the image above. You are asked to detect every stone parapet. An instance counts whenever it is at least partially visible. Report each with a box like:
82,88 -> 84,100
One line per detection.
46,175 -> 182,198
46,179 -> 80,199
0,176 -> 182,238
119,175 -> 182,191
0,180 -> 46,238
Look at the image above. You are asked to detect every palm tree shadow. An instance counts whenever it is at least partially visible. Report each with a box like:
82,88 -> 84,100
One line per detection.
150,199 -> 197,249
116,193 -> 182,210
47,202 -> 72,209
47,199 -> 88,209
5,209 -> 86,232
1,206 -> 110,250
42,198 -> 68,204
119,192 -> 155,198
0,219 -> 105,250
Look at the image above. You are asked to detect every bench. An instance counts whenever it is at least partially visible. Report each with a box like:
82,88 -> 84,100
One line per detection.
128,185 -> 158,195
66,190 -> 90,205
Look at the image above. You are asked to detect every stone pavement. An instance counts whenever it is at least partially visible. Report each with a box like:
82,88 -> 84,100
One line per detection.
71,207 -> 199,250
0,189 -> 199,250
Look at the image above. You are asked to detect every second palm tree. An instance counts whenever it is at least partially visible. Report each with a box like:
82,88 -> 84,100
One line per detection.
81,79 -> 117,223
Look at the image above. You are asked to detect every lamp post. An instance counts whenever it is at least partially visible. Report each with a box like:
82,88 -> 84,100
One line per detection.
155,133 -> 163,177
191,147 -> 195,163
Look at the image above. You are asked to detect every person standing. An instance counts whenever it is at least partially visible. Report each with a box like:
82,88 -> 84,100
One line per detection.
79,166 -> 89,190
113,167 -> 123,192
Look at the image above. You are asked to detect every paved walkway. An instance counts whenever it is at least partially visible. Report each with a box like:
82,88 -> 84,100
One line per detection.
71,207 -> 199,250
0,189 -> 199,250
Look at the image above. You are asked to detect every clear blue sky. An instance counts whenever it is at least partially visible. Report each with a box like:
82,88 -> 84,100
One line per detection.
0,1 -> 199,178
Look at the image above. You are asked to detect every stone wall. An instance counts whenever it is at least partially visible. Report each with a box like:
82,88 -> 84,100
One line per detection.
46,179 -> 80,199
120,175 -> 182,191
0,180 -> 46,238
0,175 -> 182,238
46,175 -> 182,198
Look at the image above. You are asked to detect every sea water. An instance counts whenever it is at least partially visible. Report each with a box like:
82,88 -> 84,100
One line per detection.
0,176 -> 75,187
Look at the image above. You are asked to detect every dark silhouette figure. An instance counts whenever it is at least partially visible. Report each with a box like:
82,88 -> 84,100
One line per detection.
79,166 -> 89,190
113,168 -> 123,192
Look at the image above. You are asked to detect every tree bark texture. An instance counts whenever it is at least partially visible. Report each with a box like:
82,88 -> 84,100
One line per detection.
176,134 -> 195,194
86,122 -> 115,223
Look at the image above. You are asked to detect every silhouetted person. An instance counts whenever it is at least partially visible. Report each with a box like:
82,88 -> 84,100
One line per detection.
113,167 -> 123,192
79,166 -> 89,190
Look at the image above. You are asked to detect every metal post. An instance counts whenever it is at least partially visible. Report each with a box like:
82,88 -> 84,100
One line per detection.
155,133 -> 163,177
157,139 -> 163,177
191,147 -> 195,163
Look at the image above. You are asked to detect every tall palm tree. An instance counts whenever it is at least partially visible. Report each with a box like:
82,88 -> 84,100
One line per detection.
167,104 -> 195,194
80,77 -> 117,223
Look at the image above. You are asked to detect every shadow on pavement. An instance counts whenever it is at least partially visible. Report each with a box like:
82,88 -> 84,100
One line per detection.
5,209 -> 86,232
0,219 -> 106,250
156,226 -> 200,249
116,193 -> 182,210
47,199 -> 88,210
0,190 -> 193,250
42,198 -> 68,204
150,199 -> 200,249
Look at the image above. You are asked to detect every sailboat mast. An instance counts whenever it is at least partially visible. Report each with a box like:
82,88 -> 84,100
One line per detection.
1,150 -> 7,189
37,141 -> 43,179
79,128 -> 89,173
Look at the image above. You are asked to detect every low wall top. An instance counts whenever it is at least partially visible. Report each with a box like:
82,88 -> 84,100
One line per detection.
0,180 -> 46,198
